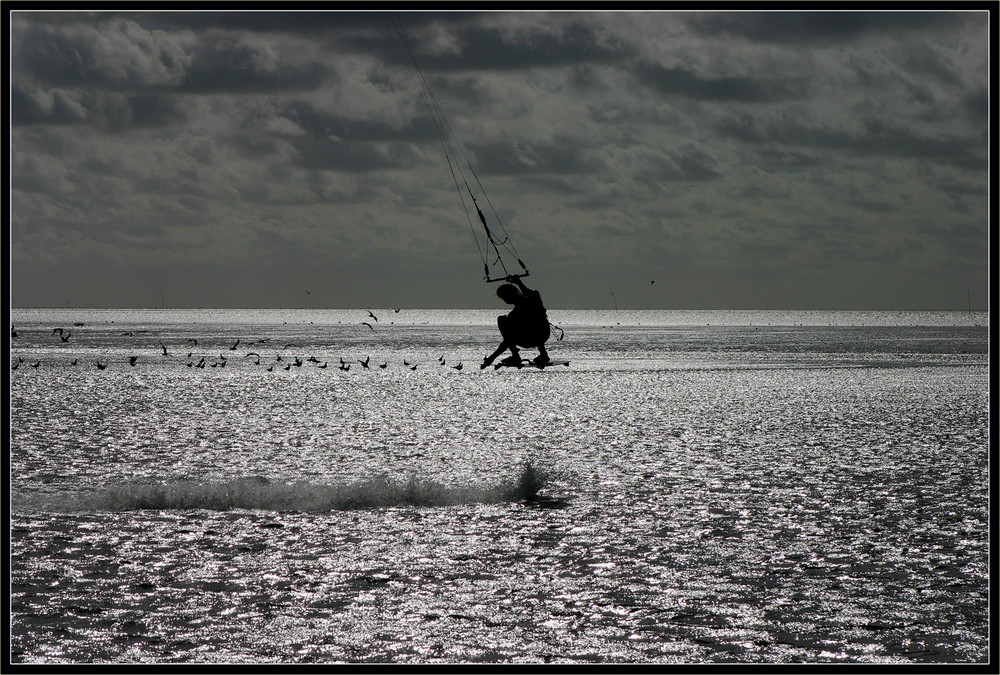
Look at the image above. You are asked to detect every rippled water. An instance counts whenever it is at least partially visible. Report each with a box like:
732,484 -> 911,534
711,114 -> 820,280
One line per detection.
9,309 -> 990,663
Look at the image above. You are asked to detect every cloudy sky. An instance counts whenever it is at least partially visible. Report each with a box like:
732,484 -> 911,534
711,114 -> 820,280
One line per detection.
9,9 -> 990,309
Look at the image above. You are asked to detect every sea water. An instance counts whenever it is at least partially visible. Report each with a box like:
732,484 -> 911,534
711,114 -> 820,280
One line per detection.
8,309 -> 990,664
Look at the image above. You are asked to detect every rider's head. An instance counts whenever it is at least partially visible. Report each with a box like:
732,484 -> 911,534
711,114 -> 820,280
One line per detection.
496,283 -> 521,305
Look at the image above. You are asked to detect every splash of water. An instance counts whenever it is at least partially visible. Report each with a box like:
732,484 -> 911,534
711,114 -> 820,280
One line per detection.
13,462 -> 555,513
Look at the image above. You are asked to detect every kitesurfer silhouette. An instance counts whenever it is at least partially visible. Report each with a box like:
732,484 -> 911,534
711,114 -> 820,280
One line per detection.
481,275 -> 550,368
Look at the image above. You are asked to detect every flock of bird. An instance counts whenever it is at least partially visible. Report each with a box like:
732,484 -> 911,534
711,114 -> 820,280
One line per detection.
11,311 -> 468,373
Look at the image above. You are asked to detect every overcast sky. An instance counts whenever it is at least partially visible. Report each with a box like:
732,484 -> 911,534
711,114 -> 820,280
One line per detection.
9,9 -> 991,309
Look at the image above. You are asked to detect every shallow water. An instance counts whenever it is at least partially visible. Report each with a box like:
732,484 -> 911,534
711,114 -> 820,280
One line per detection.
8,309 -> 991,663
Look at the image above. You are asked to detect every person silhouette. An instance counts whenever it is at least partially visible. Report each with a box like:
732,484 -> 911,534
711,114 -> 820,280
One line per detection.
481,275 -> 550,368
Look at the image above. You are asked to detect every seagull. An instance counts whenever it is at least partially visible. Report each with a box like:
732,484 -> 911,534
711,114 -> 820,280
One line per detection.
368,310 -> 378,322
121,332 -> 133,337
379,362 -> 388,369
452,362 -> 464,371
129,355 -> 138,366
187,338 -> 198,345
359,356 -> 370,369
361,322 -> 375,332
74,322 -> 84,327
70,358 -> 78,366
294,357 -> 303,367
31,361 -> 41,368
318,361 -> 328,369
159,342 -> 169,356
339,362 -> 351,371
53,328 -> 65,336
392,308 -> 402,313
245,352 -> 261,359
305,290 -> 312,295
60,332 -> 72,342
229,339 -> 240,351
438,355 -> 446,365
96,360 -> 107,370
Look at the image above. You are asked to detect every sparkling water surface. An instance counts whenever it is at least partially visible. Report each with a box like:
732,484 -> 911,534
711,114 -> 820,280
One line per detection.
9,309 -> 990,664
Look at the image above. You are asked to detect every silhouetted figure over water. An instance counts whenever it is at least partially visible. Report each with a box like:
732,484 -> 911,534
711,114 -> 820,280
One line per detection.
481,275 -> 550,368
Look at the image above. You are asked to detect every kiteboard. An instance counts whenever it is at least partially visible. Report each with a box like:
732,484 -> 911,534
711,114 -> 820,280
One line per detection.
494,358 -> 569,370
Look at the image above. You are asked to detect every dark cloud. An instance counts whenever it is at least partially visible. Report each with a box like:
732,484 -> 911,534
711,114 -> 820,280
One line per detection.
633,62 -> 810,103
466,139 -> 602,177
184,34 -> 328,93
14,16 -> 329,95
292,138 -> 424,173
683,11 -> 968,45
716,111 -> 985,166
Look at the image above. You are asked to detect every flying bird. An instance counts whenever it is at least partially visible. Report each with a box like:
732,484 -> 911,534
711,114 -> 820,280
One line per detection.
367,310 -> 378,322
53,328 -> 65,336
95,360 -> 107,370
452,362 -> 464,371
361,322 -> 375,332
60,332 -> 71,342
159,342 -> 169,356
129,355 -> 138,366
379,362 -> 388,369
359,356 -> 370,369
230,339 -> 240,350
